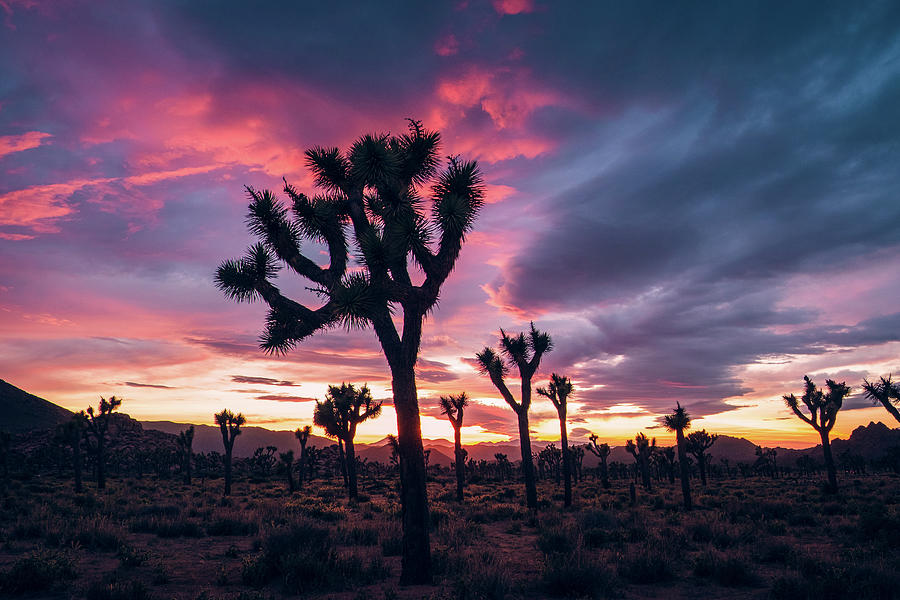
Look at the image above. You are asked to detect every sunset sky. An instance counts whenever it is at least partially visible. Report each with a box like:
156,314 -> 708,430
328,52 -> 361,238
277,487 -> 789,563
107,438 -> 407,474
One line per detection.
1,1 -> 899,447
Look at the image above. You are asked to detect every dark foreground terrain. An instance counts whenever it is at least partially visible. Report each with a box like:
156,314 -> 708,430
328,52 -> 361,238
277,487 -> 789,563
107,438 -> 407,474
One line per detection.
1,472 -> 898,600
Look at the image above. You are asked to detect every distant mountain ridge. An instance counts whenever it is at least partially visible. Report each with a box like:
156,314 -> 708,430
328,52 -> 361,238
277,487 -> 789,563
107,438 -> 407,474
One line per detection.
2,380 -> 899,465
0,379 -> 73,433
143,421 -> 332,459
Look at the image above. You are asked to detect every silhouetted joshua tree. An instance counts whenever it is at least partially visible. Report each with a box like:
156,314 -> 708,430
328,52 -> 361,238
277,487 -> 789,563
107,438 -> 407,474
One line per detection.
314,383 -> 382,501
439,392 -> 469,502
863,374 -> 900,424
664,403 -> 692,510
176,425 -> 195,485
784,376 -> 850,494
587,434 -> 611,488
658,446 -> 677,484
537,373 -> 574,507
686,429 -> 718,486
476,323 -> 552,509
57,414 -> 86,493
626,433 -> 656,492
84,396 -> 122,489
279,450 -> 295,493
294,425 -> 312,487
215,409 -> 245,496
214,120 -> 483,584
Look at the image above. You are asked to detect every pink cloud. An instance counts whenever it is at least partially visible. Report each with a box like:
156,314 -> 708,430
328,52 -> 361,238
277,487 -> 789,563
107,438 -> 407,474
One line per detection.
493,0 -> 535,15
434,33 -> 459,57
0,131 -> 51,158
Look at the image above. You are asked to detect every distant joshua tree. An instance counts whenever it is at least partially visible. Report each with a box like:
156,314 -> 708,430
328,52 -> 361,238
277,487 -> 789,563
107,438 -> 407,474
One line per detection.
439,392 -> 469,502
658,447 -> 677,484
537,373 -> 574,507
587,434 -> 611,488
56,415 -> 86,492
663,403 -> 692,510
176,425 -> 195,485
862,374 -> 900,424
313,383 -> 382,501
626,433 -> 656,492
84,396 -> 122,489
784,376 -> 850,493
476,323 -> 553,509
294,425 -> 312,487
685,430 -> 718,486
279,450 -> 295,493
215,409 -> 245,496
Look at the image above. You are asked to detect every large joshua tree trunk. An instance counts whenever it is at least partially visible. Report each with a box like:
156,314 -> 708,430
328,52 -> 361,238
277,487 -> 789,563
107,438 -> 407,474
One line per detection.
96,436 -> 105,489
516,410 -> 538,509
224,446 -> 233,496
345,435 -> 358,500
453,426 -> 465,502
392,362 -> 431,584
676,430 -> 692,510
698,455 -> 708,486
820,430 -> 838,493
559,413 -> 571,508
73,441 -> 83,493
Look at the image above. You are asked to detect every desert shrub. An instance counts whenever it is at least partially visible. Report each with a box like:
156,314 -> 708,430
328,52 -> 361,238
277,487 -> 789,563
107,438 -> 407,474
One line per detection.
72,516 -> 125,550
536,524 -> 578,556
617,544 -> 674,583
430,506 -> 451,529
117,543 -> 150,567
241,521 -> 388,593
787,513 -> 817,527
693,550 -> 757,587
858,510 -> 900,547
85,579 -> 152,600
543,550 -> 616,598
339,525 -> 379,546
0,548 -> 76,594
755,540 -> 794,564
433,549 -> 512,600
770,564 -> 899,600
381,533 -> 403,557
206,516 -> 258,536
130,517 -> 205,538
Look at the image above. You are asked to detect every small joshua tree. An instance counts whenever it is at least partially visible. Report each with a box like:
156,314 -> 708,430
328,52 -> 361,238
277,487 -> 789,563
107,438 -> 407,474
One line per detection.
279,450 -> 295,493
537,373 -> 574,507
686,430 -> 718,486
215,409 -> 245,496
626,433 -> 656,492
784,376 -> 850,493
658,446 -> 677,484
294,425 -> 312,487
476,323 -> 553,509
587,434 -> 611,488
862,374 -> 900,424
176,425 -> 195,485
664,402 -> 692,510
313,383 -> 382,500
84,396 -> 122,489
56,415 -> 86,492
439,393 -> 469,502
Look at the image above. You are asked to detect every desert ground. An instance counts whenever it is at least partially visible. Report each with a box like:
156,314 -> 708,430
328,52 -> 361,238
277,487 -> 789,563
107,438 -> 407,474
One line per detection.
1,468 -> 898,600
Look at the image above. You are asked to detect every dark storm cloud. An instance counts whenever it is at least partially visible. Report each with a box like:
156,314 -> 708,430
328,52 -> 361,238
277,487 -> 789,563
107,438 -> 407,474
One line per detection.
231,376 -> 298,387
482,2 -> 900,416
123,381 -> 175,389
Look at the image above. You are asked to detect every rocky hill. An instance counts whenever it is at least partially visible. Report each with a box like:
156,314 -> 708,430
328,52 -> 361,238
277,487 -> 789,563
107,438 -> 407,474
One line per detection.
0,379 -> 73,433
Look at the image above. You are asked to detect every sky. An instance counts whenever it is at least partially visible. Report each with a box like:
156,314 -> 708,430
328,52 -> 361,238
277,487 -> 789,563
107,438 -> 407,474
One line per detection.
1,0 -> 899,448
